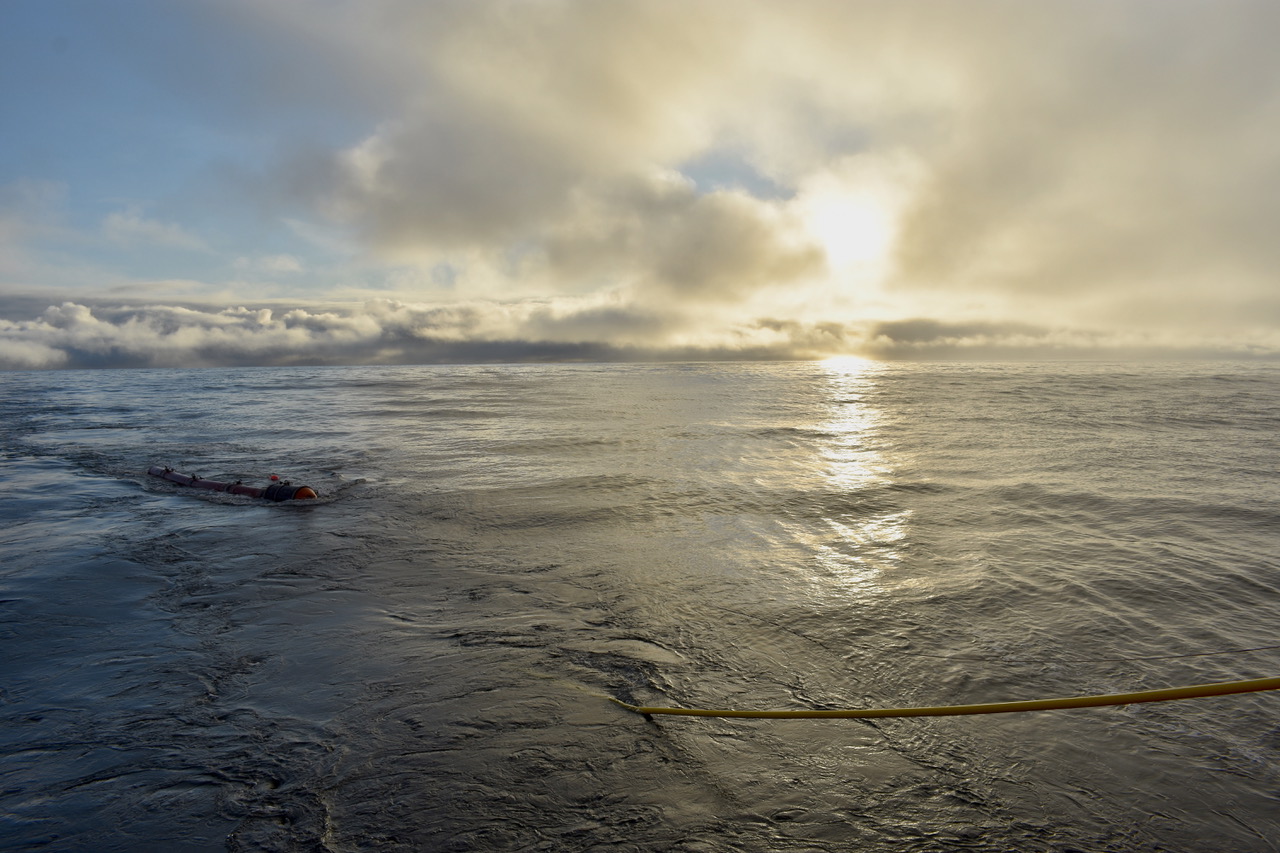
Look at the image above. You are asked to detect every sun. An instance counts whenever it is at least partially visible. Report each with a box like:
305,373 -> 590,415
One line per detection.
804,190 -> 897,272
795,157 -> 916,279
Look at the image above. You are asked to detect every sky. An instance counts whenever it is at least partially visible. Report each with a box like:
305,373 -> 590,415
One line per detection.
3,0 -> 1280,369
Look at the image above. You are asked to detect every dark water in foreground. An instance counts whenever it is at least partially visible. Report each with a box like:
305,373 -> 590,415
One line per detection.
2,361 -> 1279,852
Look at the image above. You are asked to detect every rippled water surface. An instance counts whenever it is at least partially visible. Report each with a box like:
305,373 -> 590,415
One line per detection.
2,361 -> 1280,851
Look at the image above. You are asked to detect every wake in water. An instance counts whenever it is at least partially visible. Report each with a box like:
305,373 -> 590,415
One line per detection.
2,361 -> 1279,851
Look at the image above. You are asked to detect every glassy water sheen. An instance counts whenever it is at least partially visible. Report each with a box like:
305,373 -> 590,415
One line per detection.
2,361 -> 1279,852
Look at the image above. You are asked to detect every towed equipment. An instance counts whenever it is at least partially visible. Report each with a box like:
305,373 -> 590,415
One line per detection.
148,466 -> 317,501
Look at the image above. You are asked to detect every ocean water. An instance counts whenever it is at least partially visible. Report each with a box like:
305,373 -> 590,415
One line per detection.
2,360 -> 1279,852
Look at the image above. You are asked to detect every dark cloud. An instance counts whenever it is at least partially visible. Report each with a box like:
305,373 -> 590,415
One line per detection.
319,112 -> 587,254
544,175 -> 824,304
869,319 -> 1048,346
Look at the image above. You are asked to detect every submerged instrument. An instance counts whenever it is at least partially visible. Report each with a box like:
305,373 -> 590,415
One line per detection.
148,466 -> 317,501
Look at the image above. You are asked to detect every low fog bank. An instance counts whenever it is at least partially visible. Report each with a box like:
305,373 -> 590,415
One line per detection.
3,299 -> 1275,370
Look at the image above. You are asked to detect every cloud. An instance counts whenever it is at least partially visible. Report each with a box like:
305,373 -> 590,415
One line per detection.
542,171 -> 824,304
1,297 -> 1276,371
5,1 -> 1280,363
234,254 -> 303,274
102,209 -> 209,251
283,1 -> 833,297
0,332 -> 69,370
883,1 -> 1280,325
276,1 -> 1280,343
0,298 -> 807,369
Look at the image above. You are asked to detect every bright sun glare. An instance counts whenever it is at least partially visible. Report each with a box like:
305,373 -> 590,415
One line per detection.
821,354 -> 877,372
805,191 -> 897,271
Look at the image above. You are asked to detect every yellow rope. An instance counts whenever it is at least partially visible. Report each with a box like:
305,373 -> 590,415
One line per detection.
610,675 -> 1280,719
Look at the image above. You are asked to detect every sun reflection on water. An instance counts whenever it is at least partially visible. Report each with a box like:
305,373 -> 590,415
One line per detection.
803,358 -> 909,595
819,356 -> 893,486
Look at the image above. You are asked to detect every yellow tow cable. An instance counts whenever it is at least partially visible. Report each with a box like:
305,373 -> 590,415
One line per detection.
610,675 -> 1280,719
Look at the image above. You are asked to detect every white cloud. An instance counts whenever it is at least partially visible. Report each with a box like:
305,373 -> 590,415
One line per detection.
0,329 -> 68,369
